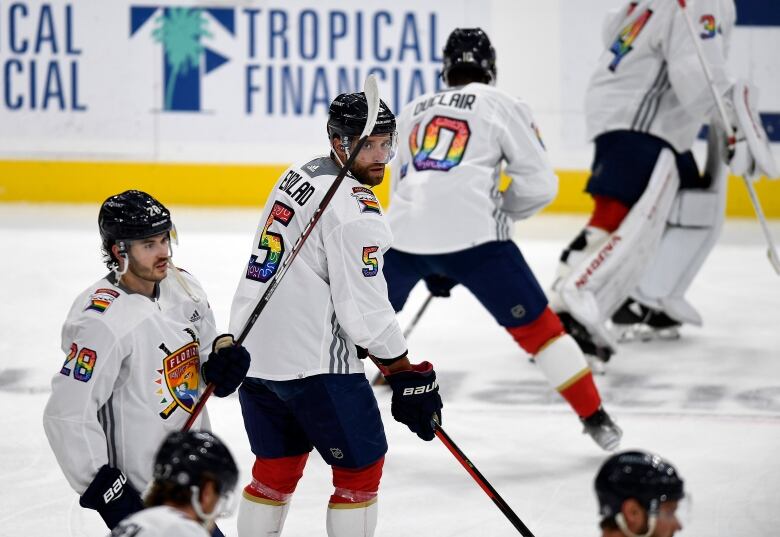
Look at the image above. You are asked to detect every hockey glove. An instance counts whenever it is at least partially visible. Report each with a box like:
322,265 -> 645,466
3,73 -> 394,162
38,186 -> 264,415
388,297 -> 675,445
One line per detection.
79,465 -> 144,529
202,334 -> 251,397
384,361 -> 442,441
424,274 -> 458,298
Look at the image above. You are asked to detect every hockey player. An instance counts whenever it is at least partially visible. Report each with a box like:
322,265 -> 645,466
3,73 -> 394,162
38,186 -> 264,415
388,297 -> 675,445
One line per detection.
384,28 -> 621,451
550,0 -> 776,356
229,92 -> 443,537
595,450 -> 686,537
110,431 -> 239,537
43,190 -> 250,530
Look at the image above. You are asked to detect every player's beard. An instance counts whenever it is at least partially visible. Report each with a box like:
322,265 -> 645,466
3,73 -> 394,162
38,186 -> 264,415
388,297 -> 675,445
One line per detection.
354,162 -> 386,187
128,253 -> 169,283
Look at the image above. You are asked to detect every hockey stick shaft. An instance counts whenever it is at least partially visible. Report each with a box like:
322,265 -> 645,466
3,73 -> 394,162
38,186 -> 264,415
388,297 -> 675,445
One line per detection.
183,76 -> 381,432
433,421 -> 535,536
676,0 -> 780,274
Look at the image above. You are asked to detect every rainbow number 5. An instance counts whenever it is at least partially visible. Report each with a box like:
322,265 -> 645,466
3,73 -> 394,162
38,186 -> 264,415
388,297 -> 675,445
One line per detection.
410,115 -> 471,172
246,201 -> 296,283
60,342 -> 97,382
362,246 -> 379,277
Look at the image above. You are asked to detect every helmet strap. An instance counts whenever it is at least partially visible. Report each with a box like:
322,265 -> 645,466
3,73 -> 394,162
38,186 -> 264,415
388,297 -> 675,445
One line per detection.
190,485 -> 236,529
113,240 -> 130,284
616,513 -> 657,537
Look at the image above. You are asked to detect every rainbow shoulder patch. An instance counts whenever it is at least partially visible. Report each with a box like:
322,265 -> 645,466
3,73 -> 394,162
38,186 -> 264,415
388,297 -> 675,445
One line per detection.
351,187 -> 382,215
85,288 -> 120,314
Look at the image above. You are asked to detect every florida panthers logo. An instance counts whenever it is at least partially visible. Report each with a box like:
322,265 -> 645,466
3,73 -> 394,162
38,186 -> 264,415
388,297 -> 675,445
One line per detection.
156,341 -> 201,419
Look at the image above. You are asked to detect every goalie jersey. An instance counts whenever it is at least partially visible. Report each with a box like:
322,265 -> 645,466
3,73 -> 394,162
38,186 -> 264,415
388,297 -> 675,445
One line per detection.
388,82 -> 557,254
230,156 -> 407,381
43,270 -> 216,495
586,0 -> 736,152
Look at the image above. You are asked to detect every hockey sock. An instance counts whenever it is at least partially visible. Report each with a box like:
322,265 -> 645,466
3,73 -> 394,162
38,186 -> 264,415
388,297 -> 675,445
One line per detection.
588,195 -> 631,232
237,454 -> 308,537
506,307 -> 565,355
326,458 -> 383,537
534,334 -> 602,418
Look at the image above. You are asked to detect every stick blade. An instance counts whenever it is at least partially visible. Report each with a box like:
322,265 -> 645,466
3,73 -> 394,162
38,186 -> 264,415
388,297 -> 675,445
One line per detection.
360,74 -> 380,139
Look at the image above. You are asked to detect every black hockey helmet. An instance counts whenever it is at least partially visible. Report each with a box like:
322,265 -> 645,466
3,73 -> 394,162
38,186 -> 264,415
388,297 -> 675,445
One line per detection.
595,450 -> 685,521
442,28 -> 496,85
327,92 -> 396,139
98,190 -> 172,244
153,431 -> 239,495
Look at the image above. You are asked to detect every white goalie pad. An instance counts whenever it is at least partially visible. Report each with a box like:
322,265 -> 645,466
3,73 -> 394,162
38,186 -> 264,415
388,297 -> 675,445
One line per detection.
733,79 -> 779,179
558,149 -> 680,348
632,128 -> 729,325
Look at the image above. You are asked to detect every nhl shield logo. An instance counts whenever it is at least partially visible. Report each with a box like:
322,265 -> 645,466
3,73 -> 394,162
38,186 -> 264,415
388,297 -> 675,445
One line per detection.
161,341 -> 201,415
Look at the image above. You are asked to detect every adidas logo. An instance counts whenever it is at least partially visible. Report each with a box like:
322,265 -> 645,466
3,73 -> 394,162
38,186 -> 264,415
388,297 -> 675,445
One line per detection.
189,310 -> 201,323
307,164 -> 319,172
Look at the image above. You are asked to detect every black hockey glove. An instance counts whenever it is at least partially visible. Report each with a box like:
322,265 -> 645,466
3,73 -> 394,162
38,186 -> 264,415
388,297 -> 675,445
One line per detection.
80,465 -> 144,529
202,334 -> 251,397
423,275 -> 458,298
384,361 -> 442,441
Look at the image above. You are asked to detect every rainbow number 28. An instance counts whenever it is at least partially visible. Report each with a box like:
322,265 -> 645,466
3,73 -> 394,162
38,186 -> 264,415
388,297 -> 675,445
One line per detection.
246,201 -> 296,283
60,343 -> 97,382
409,115 -> 471,172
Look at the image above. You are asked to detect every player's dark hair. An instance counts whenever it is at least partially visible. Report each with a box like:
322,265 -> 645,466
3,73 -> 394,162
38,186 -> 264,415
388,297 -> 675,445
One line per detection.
445,65 -> 492,86
145,480 -> 193,508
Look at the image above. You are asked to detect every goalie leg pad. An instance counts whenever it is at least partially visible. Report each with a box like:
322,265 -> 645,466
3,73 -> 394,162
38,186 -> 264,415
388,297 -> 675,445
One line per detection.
535,334 -> 602,418
632,127 -> 729,325
558,148 -> 680,346
506,307 -> 565,355
733,79 -> 778,179
588,195 -> 631,232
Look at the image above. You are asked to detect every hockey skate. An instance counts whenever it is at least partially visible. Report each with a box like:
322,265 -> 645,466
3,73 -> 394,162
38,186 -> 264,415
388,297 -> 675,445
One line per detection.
581,407 -> 622,451
611,299 -> 681,342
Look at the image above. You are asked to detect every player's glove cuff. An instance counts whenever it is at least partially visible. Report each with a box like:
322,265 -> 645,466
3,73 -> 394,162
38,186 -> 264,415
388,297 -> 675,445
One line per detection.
80,465 -> 144,529
202,334 -> 251,398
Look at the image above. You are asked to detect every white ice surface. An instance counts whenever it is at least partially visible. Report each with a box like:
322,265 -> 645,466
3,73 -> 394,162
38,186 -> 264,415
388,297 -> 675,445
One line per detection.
0,204 -> 778,536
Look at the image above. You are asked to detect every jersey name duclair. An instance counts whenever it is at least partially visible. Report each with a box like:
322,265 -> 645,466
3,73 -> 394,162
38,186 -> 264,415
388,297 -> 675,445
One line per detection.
413,92 -> 477,117
278,170 -> 316,206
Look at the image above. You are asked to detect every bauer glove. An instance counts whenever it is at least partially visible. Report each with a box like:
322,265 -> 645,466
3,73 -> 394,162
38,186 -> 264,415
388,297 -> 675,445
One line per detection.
79,465 -> 144,529
384,361 -> 442,441
202,334 -> 251,397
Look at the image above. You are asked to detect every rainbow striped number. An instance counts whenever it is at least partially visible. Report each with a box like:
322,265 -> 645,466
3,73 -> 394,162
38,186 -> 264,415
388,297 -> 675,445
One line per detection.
246,201 -> 296,283
60,343 -> 97,382
362,246 -> 379,277
410,115 -> 471,172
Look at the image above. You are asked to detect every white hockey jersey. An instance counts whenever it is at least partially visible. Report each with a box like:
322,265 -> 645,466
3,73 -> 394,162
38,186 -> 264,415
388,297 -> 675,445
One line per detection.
43,270 -> 216,495
109,506 -> 209,537
586,0 -> 735,152
388,82 -> 557,254
230,156 -> 406,380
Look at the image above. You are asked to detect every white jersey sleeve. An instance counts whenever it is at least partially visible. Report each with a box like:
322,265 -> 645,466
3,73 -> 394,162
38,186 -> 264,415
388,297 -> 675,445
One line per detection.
497,98 -> 558,221
44,310 -> 123,494
323,212 -> 406,360
585,0 -> 736,152
387,82 -> 556,254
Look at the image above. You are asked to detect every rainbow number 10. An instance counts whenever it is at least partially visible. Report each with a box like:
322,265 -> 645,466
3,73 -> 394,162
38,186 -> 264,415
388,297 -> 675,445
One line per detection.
410,115 -> 471,172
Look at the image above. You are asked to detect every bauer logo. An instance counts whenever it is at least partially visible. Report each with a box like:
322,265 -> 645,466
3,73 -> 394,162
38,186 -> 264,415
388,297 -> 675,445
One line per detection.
130,6 -> 235,112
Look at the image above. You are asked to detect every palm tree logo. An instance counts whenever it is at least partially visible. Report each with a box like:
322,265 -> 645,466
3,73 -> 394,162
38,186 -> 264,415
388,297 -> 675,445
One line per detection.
152,8 -> 212,111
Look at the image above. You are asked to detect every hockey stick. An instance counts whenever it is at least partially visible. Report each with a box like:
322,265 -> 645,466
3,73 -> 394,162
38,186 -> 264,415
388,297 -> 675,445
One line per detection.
433,417 -> 536,537
676,0 -> 780,274
182,75 -> 382,432
372,293 -> 435,386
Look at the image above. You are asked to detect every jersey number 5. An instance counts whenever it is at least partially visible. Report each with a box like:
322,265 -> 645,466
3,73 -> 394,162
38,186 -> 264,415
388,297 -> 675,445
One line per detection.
246,201 -> 296,283
60,343 -> 97,382
410,115 -> 471,172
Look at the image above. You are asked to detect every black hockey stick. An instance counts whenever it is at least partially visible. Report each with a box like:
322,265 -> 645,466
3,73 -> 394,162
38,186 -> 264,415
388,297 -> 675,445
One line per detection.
372,293 -> 434,386
433,418 -> 536,536
183,75 -> 382,432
